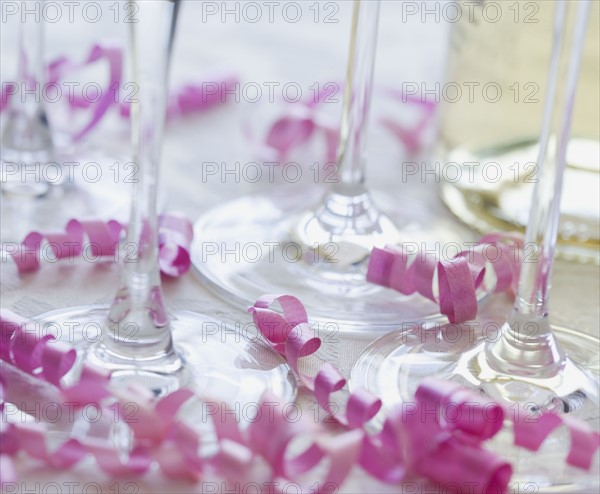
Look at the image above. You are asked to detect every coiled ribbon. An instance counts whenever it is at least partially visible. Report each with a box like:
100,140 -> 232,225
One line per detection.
1,43 -> 238,142
5,214 -> 193,277
367,233 -> 524,324
249,295 -> 600,488
255,84 -> 438,165
2,295 -> 598,491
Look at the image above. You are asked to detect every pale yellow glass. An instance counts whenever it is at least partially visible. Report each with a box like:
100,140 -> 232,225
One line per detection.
439,1 -> 599,262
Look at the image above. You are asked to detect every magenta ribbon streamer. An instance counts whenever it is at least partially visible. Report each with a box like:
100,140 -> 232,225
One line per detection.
47,43 -> 123,142
7,214 -> 193,278
367,233 -> 524,324
248,295 -> 600,488
0,44 -> 238,141
1,294 -> 599,490
118,72 -> 239,122
255,84 -> 437,165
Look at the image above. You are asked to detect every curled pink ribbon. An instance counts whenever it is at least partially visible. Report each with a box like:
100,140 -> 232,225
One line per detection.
0,313 -> 205,480
1,297 -> 599,490
1,44 -> 238,141
0,375 -> 19,486
249,295 -> 381,429
5,214 -> 193,278
255,84 -> 438,166
118,73 -> 239,122
367,233 -> 524,324
47,43 -> 123,142
249,295 -> 600,491
0,309 -> 109,387
246,100 -> 338,165
157,213 -> 193,277
1,379 -> 201,480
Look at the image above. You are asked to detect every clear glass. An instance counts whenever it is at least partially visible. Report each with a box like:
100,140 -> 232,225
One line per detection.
438,1 -> 599,263
350,2 -> 599,490
1,4 -> 53,168
0,0 -> 129,244
32,0 -> 296,404
192,0 -> 482,332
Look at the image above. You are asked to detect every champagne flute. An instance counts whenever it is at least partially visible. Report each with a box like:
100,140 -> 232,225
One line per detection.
192,0 -> 472,332
31,0 -> 296,403
1,0 -> 128,243
351,1 -> 599,488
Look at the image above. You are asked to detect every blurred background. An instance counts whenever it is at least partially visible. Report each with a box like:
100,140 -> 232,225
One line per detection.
1,0 -> 450,210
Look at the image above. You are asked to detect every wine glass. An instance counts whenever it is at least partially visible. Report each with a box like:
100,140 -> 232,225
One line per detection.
350,0 -> 599,488
192,0 -> 477,332
1,0 -> 129,243
30,0 -> 296,404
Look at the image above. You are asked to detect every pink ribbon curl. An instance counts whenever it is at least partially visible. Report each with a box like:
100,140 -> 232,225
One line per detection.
0,307 -> 359,488
1,44 -> 238,142
367,233 -> 524,324
47,43 -> 123,142
255,84 -> 438,167
118,73 -> 239,122
0,379 -> 203,481
1,297 -> 599,491
6,214 -> 193,278
0,308 -> 110,388
249,294 -> 382,429
249,295 -> 600,493
0,312 -> 203,481
0,378 -> 18,485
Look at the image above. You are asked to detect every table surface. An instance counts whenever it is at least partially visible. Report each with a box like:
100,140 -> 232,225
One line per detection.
1,2 -> 599,493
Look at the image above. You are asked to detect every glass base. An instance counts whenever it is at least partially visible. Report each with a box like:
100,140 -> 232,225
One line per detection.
350,324 -> 600,492
192,189 -> 490,332
1,150 -> 130,244
34,305 -> 297,406
440,138 -> 600,264
0,111 -> 54,169
290,190 -> 402,283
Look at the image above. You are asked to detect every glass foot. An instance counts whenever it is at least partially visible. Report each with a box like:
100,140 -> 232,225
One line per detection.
350,324 -> 600,492
192,189 -> 488,332
34,305 -> 297,406
290,190 -> 401,283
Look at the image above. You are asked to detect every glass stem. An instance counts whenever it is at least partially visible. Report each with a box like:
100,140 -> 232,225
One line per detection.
102,0 -> 179,360
296,0 -> 398,261
489,0 -> 590,370
1,0 -> 53,161
333,0 -> 380,196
